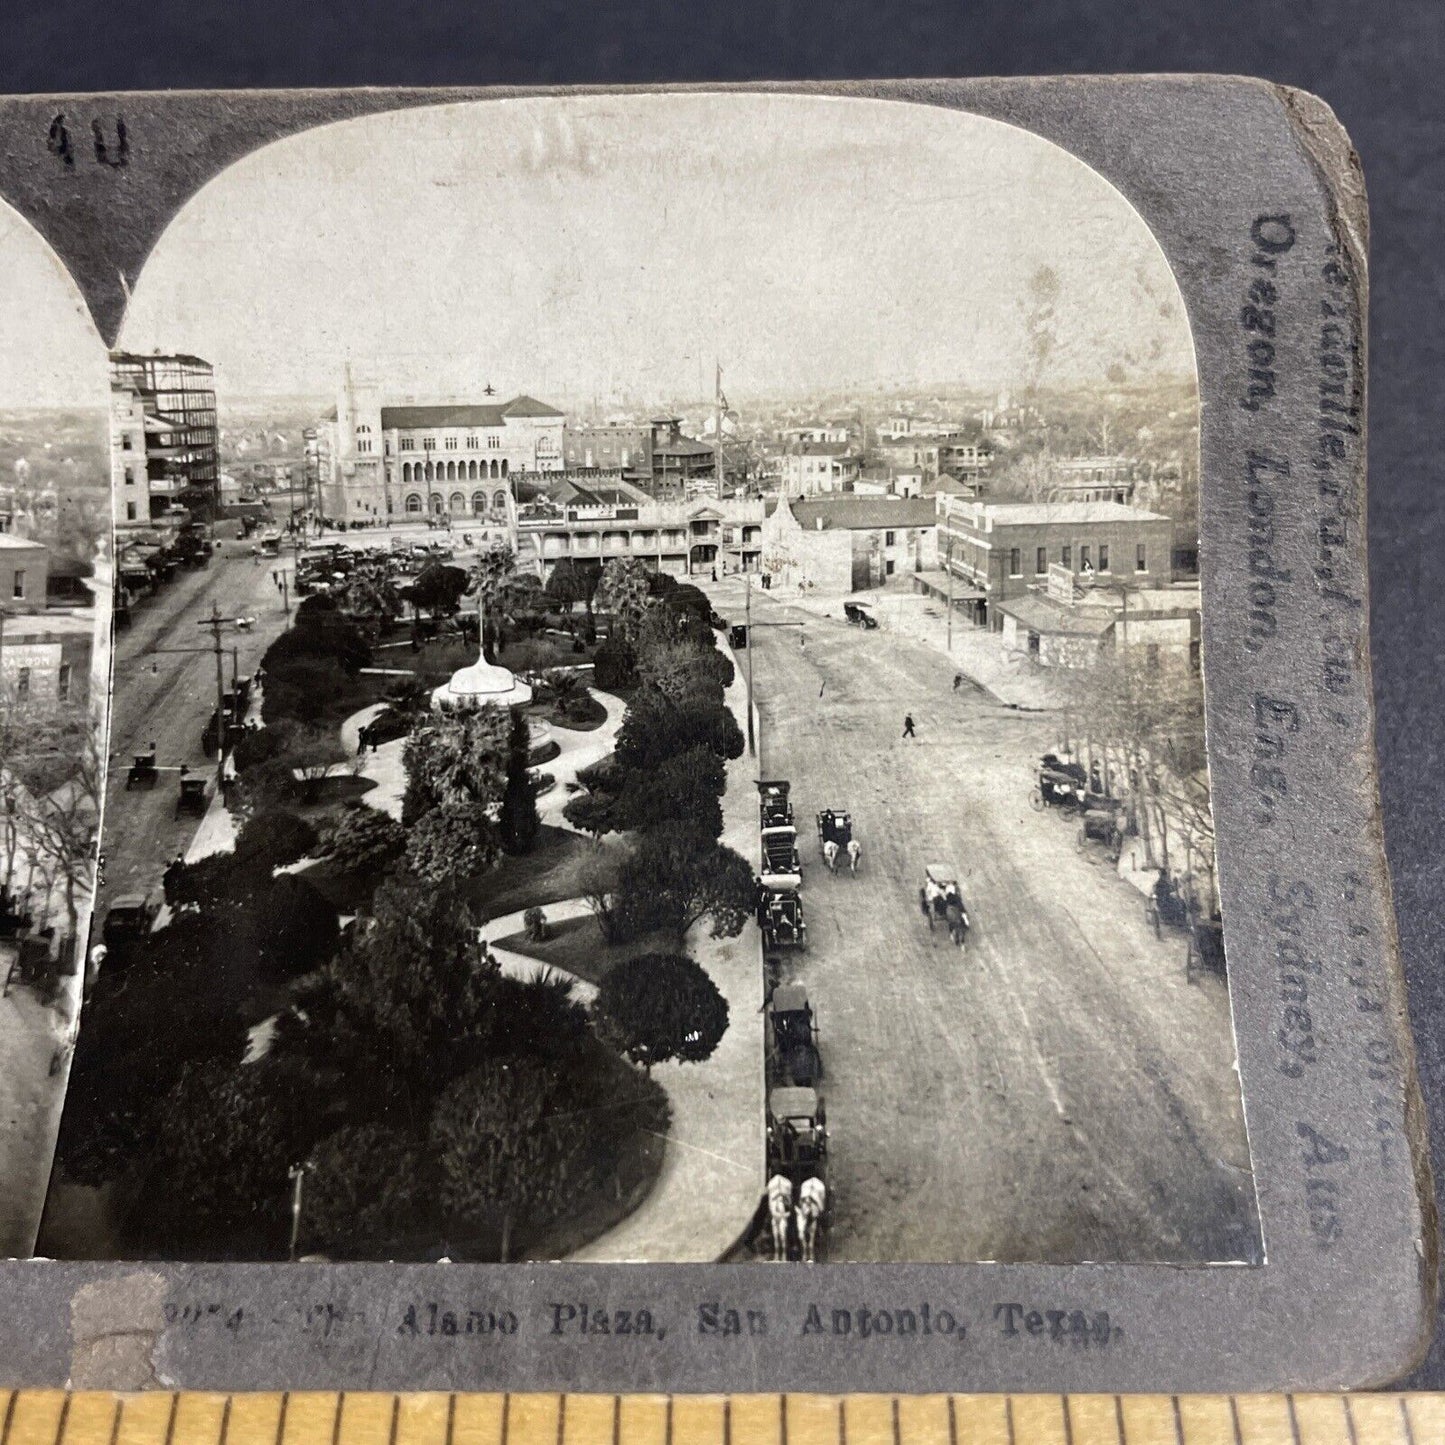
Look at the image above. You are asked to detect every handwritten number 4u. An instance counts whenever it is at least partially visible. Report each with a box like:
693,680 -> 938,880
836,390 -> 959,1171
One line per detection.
48,114 -> 128,168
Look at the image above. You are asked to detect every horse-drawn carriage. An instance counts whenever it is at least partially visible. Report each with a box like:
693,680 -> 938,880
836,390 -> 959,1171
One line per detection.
816,809 -> 860,874
761,823 -> 802,876
842,601 -> 878,629
125,745 -> 159,790
175,768 -> 208,819
767,984 -> 822,1087
758,876 -> 807,950
1029,753 -> 1089,811
767,1085 -> 828,1185
920,862 -> 970,949
1186,918 -> 1226,985
1144,872 -> 1191,936
758,780 -> 793,828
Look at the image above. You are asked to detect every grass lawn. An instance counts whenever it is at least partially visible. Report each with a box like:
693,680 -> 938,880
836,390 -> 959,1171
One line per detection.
538,693 -> 609,732
464,826 -> 624,919
497,913 -> 677,990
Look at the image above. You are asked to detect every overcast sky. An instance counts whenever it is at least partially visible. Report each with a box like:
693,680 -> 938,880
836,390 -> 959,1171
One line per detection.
4,93 -> 1196,410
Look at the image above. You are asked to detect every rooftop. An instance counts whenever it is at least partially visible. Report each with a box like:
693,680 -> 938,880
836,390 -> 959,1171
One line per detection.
378,395 -> 564,430
945,500 -> 1168,526
780,496 -> 939,531
0,533 -> 47,551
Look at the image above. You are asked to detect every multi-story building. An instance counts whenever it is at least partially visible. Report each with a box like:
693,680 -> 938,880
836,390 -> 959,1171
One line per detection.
778,443 -> 861,496
563,421 -> 651,472
1047,455 -> 1139,505
319,378 -> 565,523
782,422 -> 851,446
110,352 -> 219,522
760,495 -> 938,593
878,433 -> 991,484
936,496 -> 1174,629
647,418 -> 714,498
516,494 -> 762,581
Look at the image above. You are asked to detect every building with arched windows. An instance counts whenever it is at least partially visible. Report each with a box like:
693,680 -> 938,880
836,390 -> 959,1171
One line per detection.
318,377 -> 565,529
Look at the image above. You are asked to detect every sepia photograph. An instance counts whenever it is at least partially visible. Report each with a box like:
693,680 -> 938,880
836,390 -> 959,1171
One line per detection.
0,200 -> 110,1261
17,93 -> 1258,1268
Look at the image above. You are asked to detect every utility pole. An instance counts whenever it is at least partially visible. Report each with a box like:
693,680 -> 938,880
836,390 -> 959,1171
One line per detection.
745,572 -> 755,757
944,507 -> 955,653
272,567 -> 290,616
195,604 -> 247,802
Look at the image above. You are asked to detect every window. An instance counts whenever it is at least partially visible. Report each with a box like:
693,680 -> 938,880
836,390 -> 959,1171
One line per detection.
488,434 -> 500,449
466,436 -> 479,449
1061,544 -> 1072,569
12,570 -> 23,598
885,559 -> 896,576
58,663 -> 72,702
126,501 -> 137,521
1036,546 -> 1047,575
423,436 -> 436,451
399,437 -> 415,451
445,436 -> 458,450
1008,547 -> 1022,577
121,433 -> 133,451
16,668 -> 29,700
405,493 -> 423,514
1136,542 -> 1147,572
885,530 -> 896,546
1080,545 -> 1092,572
1098,544 -> 1110,573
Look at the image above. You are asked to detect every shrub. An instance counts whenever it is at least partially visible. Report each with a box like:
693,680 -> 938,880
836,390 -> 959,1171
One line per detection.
250,874 -> 341,981
234,810 -> 319,871
592,638 -> 638,691
300,1124 -> 426,1259
596,952 -> 730,1071
523,906 -> 549,942
320,805 -> 407,876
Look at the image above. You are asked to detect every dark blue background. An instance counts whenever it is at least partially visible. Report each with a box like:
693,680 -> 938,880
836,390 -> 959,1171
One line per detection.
5,0 -> 1443,1385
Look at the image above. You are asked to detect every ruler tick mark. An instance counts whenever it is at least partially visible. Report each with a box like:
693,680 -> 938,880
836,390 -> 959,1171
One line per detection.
163,1394 -> 179,1445
1061,1396 -> 1073,1445
53,1392 -> 71,1445
1342,1396 -> 1359,1445
1286,1396 -> 1301,1445
332,1394 -> 346,1445
1005,1396 -> 1016,1445
106,1398 -> 123,1445
1,1390 -> 18,1445
387,1397 -> 399,1445
945,1397 -> 956,1445
218,1396 -> 232,1445
1399,1396 -> 1417,1445
1170,1397 -> 1183,1445
501,1394 -> 511,1445
1227,1397 -> 1242,1445
276,1392 -> 290,1445
557,1395 -> 567,1445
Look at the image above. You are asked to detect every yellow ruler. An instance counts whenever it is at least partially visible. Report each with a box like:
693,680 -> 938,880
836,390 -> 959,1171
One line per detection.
2,1393 -> 1444,1445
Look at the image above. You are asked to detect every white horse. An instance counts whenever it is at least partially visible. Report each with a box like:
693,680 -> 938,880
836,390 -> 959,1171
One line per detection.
766,1174 -> 794,1260
822,838 -> 839,874
846,839 -> 861,875
795,1177 -> 827,1263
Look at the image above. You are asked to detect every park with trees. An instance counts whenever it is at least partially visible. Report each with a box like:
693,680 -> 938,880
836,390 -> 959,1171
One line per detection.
54,546 -> 748,1262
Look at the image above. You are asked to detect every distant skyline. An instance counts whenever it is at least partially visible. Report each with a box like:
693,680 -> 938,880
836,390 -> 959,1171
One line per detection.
2,94 -> 1197,410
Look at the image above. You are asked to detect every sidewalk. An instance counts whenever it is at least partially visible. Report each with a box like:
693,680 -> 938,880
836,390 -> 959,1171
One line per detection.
567,632 -> 764,1263
478,899 -> 599,1006
751,578 -> 1057,712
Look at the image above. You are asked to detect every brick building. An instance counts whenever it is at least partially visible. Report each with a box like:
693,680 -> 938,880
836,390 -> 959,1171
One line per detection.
937,497 -> 1174,629
110,352 -> 220,523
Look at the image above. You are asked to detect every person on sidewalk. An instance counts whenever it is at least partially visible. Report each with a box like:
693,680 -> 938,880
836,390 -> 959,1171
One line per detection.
902,714 -> 916,739
953,673 -> 963,691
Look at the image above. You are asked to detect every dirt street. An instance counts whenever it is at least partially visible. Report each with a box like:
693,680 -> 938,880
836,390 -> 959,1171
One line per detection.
736,582 -> 1260,1264
100,548 -> 293,913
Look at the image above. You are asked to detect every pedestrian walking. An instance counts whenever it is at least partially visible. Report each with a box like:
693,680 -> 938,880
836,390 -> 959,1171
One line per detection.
953,673 -> 962,692
902,714 -> 916,739
711,566 -> 718,583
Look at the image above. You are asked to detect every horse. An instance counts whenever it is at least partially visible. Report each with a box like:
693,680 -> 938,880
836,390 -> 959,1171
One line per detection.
846,839 -> 861,875
946,894 -> 969,950
822,838 -> 839,874
766,1174 -> 794,1261
795,1177 -> 827,1263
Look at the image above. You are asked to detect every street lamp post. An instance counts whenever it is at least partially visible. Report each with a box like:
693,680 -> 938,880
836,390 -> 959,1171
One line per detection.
745,572 -> 755,757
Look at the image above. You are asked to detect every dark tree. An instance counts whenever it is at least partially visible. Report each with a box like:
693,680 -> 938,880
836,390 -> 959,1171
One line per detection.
300,1124 -> 426,1259
250,874 -> 341,981
592,637 -> 638,691
143,1055 -> 325,1255
274,875 -> 494,1094
614,693 -> 743,771
319,804 -> 407,876
561,789 -> 617,841
613,823 -> 757,942
234,810 -> 319,871
614,746 -> 725,837
544,559 -> 585,615
498,710 -> 541,855
405,802 -> 500,884
408,562 -> 470,621
596,952 -> 730,1071
429,1056 -> 592,1262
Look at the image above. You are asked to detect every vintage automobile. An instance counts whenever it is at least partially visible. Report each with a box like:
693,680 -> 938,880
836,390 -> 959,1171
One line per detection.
1029,753 -> 1089,811
102,893 -> 158,951
761,823 -> 802,875
767,983 -> 822,1087
175,769 -> 209,819
758,779 -> 794,828
125,745 -> 159,790
759,876 -> 807,950
842,601 -> 879,629
1077,801 -> 1125,861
